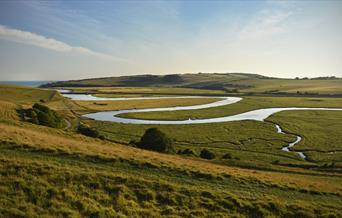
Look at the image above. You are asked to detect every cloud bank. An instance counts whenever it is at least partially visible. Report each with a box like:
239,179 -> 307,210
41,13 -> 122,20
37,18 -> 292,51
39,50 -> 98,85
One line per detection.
0,24 -> 125,61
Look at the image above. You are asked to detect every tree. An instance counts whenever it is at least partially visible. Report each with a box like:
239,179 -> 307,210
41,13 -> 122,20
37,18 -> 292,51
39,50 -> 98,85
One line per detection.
138,128 -> 173,153
200,149 -> 215,160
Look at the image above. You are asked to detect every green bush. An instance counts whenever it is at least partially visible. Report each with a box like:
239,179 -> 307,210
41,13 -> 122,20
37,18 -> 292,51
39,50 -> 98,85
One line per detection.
25,108 -> 39,124
25,103 -> 62,128
272,160 -> 280,165
177,148 -> 195,156
138,128 -> 173,153
200,149 -> 215,160
33,103 -> 50,113
78,125 -> 102,138
221,153 -> 232,159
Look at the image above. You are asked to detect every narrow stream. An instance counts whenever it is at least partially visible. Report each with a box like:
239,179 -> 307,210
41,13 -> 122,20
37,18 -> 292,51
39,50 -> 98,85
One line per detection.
275,124 -> 306,159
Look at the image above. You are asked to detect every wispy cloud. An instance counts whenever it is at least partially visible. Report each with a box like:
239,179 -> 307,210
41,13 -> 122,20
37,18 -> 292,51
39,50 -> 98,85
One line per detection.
239,10 -> 292,40
0,24 -> 126,61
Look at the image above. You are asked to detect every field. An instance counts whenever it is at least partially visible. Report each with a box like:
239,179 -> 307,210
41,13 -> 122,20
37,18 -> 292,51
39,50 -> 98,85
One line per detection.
237,78 -> 342,94
73,97 -> 221,114
0,84 -> 342,217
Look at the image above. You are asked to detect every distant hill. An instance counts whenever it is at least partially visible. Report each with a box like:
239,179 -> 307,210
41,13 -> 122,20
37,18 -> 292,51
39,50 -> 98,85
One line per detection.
41,73 -> 342,95
40,73 -> 269,88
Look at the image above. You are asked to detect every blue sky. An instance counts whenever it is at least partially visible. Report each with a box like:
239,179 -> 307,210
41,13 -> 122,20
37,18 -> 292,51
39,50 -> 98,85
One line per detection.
0,0 -> 341,80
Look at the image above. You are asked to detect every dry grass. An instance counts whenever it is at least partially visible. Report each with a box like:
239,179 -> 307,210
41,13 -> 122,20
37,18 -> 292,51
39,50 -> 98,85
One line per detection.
0,100 -> 20,121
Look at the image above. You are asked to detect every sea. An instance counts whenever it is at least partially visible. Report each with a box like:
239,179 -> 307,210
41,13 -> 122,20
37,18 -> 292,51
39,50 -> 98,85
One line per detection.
0,81 -> 55,87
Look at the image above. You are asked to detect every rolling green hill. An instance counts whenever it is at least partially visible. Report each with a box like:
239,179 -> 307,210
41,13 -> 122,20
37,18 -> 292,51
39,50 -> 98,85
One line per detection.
41,73 -> 342,95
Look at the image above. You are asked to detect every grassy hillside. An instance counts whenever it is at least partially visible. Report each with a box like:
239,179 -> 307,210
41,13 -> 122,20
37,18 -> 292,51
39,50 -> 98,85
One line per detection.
0,84 -> 82,129
1,114 -> 342,217
41,73 -> 342,95
0,84 -> 79,110
0,85 -> 59,107
1,85 -> 342,217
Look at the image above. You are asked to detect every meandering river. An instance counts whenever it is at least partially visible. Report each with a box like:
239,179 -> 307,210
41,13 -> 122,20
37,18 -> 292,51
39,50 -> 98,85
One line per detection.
60,92 -> 342,124
60,91 -> 342,160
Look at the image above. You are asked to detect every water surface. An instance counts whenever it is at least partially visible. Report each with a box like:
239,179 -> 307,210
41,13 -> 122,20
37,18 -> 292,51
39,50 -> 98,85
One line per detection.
61,92 -> 342,124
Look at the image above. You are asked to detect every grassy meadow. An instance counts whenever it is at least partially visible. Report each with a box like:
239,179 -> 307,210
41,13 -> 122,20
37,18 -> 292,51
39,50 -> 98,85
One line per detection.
73,97 -> 221,114
119,96 -> 342,120
268,110 -> 342,165
0,84 -> 342,217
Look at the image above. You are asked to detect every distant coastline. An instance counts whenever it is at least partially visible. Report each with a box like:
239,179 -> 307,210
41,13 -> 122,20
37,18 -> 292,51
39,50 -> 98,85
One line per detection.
0,81 -> 54,87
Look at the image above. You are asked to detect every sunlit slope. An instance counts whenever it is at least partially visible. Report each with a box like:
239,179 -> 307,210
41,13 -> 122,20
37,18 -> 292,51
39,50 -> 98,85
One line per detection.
0,84 -> 82,114
0,100 -> 20,121
0,84 -> 59,106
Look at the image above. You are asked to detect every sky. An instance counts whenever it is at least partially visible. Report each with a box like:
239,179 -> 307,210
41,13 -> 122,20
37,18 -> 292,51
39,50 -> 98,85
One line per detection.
0,0 -> 341,80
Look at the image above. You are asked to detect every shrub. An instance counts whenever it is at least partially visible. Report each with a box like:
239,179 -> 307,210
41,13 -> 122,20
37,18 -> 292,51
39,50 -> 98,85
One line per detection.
200,149 -> 215,160
78,125 -> 101,138
25,108 -> 39,124
25,103 -> 62,128
221,153 -> 232,159
138,128 -> 173,153
36,110 -> 57,127
272,160 -> 280,165
177,148 -> 195,156
33,103 -> 50,113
